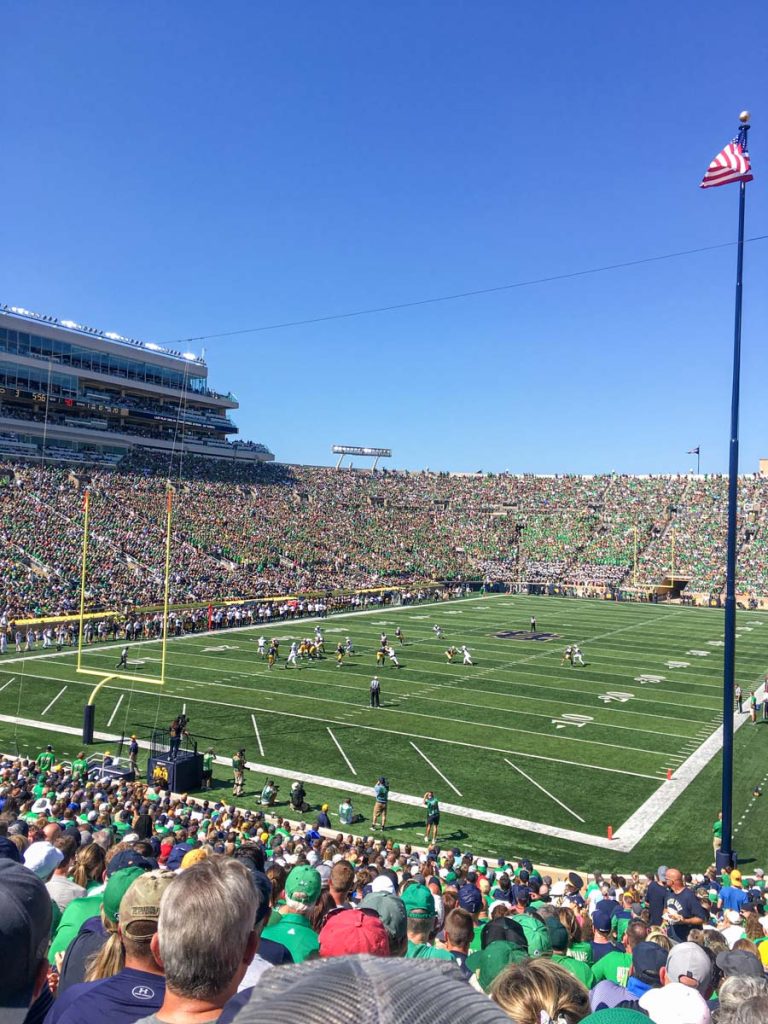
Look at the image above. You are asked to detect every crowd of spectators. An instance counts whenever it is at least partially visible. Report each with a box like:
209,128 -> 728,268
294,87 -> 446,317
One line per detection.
1,455 -> 768,619
4,749 -> 768,1023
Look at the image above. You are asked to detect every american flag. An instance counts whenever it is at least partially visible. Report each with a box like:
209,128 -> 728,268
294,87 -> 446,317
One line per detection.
700,126 -> 753,188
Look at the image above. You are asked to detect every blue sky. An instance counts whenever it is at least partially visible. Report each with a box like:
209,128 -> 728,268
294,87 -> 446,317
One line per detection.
2,1 -> 766,473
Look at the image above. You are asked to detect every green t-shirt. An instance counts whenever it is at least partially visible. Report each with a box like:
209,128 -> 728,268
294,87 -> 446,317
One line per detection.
339,803 -> 353,824
713,819 -> 723,839
553,953 -> 595,989
568,941 -> 594,965
203,753 -> 214,772
406,940 -> 453,960
425,797 -> 439,818
592,950 -> 632,987
49,894 -> 103,963
469,921 -> 488,952
33,783 -> 45,800
36,752 -> 55,771
72,758 -> 89,777
261,913 -> 319,963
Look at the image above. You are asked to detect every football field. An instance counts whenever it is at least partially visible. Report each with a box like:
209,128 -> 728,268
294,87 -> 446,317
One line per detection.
2,594 -> 768,871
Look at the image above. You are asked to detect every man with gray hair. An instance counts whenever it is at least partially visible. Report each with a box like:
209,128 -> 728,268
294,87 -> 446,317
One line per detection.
134,857 -> 258,1024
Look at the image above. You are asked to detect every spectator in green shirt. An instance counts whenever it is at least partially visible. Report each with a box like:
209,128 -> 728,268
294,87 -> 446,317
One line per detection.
403,882 -> 453,961
36,745 -> 55,772
261,865 -> 321,963
592,919 -> 649,987
72,752 -> 89,781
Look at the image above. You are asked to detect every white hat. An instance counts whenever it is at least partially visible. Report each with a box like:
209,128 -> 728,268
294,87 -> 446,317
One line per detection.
24,841 -> 64,880
639,983 -> 711,1024
31,797 -> 52,815
550,880 -> 567,896
371,874 -> 396,895
725,909 -> 742,924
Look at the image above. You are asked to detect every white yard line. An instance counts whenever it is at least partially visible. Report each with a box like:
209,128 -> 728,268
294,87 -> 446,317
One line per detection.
612,683 -> 766,850
251,714 -> 265,757
41,686 -> 67,716
504,757 -> 585,823
327,727 -> 357,776
0,678 -> 15,694
106,694 -> 124,728
410,741 -> 462,796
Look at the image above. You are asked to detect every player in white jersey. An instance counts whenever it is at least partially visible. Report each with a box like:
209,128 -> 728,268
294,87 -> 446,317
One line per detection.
345,636 -> 354,655
461,645 -> 473,665
257,636 -> 266,657
285,642 -> 299,668
433,625 -> 442,639
572,645 -> 585,666
0,630 -> 6,654
387,646 -> 401,668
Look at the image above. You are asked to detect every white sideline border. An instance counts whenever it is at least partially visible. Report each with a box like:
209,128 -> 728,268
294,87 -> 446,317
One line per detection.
0,596 -> 760,852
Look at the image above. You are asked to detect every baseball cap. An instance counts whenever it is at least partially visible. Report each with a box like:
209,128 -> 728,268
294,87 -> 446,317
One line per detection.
581,1012 -> 655,1023
0,860 -> 53,1023
119,869 -> 176,936
285,865 -> 321,906
23,841 -> 64,879
593,909 -> 613,933
568,871 -> 584,890
216,956 -> 511,1024
481,916 -> 528,950
166,844 -> 193,871
360,891 -> 407,945
401,883 -> 435,919
666,942 -> 712,991
545,918 -> 569,951
632,941 -> 667,986
639,982 -> 711,1024
319,908 -> 389,957
102,866 -> 147,923
370,873 -> 395,895
725,909 -> 742,924
730,869 -> 742,882
716,948 -> 766,979
458,883 -> 483,913
466,941 -> 529,992
106,849 -> 156,876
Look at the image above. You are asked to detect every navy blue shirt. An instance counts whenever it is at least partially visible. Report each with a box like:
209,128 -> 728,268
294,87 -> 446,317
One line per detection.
646,879 -> 668,927
591,940 -> 624,963
665,888 -> 708,942
43,967 -> 165,1024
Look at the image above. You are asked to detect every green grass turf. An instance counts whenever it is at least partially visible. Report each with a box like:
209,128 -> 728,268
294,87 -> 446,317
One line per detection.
2,594 -> 767,873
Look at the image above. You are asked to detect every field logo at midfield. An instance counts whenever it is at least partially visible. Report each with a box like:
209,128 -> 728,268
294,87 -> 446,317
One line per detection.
635,674 -> 666,685
599,691 -> 634,703
495,630 -> 558,642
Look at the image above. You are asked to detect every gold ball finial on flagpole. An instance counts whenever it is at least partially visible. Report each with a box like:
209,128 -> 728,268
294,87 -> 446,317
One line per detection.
739,111 -> 751,123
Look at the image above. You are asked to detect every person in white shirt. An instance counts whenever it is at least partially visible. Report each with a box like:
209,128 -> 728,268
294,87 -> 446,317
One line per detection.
572,645 -> 585,666
257,636 -> 266,657
285,642 -> 298,668
461,645 -> 473,665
